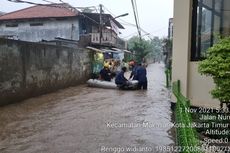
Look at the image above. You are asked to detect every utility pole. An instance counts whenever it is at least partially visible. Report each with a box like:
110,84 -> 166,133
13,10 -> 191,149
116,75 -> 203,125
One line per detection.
99,4 -> 103,46
131,0 -> 141,41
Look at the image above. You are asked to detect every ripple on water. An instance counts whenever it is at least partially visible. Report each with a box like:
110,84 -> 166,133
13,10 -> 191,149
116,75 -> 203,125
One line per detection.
0,63 -> 175,152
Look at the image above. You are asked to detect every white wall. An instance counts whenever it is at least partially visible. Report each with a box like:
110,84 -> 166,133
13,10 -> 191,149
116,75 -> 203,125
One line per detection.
172,0 -> 192,97
188,62 -> 219,108
172,0 -> 221,108
0,18 -> 79,42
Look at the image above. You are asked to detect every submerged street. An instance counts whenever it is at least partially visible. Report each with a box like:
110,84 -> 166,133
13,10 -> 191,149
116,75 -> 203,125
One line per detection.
0,63 -> 175,153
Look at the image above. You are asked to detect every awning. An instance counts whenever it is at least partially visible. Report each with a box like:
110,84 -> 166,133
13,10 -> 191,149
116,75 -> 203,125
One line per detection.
123,50 -> 132,54
111,48 -> 122,51
86,46 -> 105,53
112,48 -> 132,54
86,46 -> 131,54
101,48 -> 123,53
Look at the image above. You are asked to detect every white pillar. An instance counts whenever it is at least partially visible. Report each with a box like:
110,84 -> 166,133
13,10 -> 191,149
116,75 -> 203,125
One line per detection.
172,0 -> 192,97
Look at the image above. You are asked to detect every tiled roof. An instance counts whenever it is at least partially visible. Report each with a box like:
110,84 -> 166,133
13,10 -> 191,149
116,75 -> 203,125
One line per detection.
0,3 -> 78,21
0,11 -> 5,16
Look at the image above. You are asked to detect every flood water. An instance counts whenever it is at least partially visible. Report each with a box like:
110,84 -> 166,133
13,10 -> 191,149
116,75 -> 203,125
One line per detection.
0,63 -> 175,153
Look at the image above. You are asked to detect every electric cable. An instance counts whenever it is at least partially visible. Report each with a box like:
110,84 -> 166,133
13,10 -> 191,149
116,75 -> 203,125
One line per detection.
131,0 -> 141,40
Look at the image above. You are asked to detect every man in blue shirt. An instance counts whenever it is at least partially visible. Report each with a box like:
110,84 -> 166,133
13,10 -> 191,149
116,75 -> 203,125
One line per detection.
115,67 -> 128,89
129,62 -> 139,80
99,65 -> 111,81
136,64 -> 147,90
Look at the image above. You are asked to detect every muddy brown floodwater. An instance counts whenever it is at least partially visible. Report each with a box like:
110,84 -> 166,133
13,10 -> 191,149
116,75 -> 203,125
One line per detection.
0,63 -> 175,153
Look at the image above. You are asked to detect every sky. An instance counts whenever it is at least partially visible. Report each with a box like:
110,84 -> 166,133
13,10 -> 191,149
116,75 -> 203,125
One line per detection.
0,0 -> 174,40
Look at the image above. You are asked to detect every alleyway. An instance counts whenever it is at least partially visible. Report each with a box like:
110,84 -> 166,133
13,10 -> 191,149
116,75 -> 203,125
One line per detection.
0,63 -> 175,153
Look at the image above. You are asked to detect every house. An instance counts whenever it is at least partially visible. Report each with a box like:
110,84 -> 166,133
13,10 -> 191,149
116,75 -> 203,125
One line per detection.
0,3 -> 126,48
79,12 -> 126,49
172,0 -> 230,108
0,3 -> 79,41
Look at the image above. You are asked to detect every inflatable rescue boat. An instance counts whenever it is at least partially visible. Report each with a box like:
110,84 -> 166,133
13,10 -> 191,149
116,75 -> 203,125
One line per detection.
87,79 -> 139,90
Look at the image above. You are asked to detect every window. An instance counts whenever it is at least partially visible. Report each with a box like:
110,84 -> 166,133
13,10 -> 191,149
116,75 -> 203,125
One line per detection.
191,0 -> 230,61
30,23 -> 43,26
5,23 -> 18,27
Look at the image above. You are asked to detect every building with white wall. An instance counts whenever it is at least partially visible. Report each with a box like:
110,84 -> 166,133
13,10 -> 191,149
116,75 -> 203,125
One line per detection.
0,3 -> 125,49
172,0 -> 230,108
0,4 -> 80,42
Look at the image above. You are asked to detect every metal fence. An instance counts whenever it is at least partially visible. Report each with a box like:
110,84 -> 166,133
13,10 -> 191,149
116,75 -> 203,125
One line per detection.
172,80 -> 202,153
165,68 -> 172,88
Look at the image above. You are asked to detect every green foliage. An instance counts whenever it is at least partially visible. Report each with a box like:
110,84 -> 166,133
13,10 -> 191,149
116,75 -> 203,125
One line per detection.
149,36 -> 163,61
133,40 -> 150,63
128,36 -> 163,63
128,36 -> 150,63
198,37 -> 230,103
165,68 -> 172,88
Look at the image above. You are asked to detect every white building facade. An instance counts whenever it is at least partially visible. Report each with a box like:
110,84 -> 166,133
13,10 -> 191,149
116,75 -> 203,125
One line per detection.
172,0 -> 230,108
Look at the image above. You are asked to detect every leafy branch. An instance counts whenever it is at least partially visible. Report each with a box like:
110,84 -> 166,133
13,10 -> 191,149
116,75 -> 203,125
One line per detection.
198,36 -> 230,105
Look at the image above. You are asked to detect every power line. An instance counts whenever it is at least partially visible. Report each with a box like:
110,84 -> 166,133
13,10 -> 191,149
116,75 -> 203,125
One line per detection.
121,31 -> 138,39
133,0 -> 141,37
103,5 -> 136,29
79,13 -> 99,24
75,6 -> 98,13
7,0 -> 100,24
103,5 -> 116,17
119,21 -> 149,34
121,25 -> 168,39
41,0 -> 55,3
149,26 -> 168,34
133,0 -> 140,32
7,0 -> 46,5
131,0 -> 141,40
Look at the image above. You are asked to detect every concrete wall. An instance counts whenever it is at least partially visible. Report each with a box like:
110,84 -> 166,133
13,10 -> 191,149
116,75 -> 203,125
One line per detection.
188,62 -> 219,108
172,0 -> 192,97
0,18 -> 79,42
0,38 -> 92,105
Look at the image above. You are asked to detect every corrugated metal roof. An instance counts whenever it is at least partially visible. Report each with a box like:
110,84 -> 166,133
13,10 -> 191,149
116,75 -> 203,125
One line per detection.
86,46 -> 105,53
81,12 -> 125,29
0,3 -> 78,21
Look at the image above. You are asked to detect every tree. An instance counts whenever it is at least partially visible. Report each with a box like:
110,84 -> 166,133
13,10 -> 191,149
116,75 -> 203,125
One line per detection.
150,36 -> 163,62
162,38 -> 172,69
128,36 -> 162,63
198,36 -> 230,109
128,36 -> 151,63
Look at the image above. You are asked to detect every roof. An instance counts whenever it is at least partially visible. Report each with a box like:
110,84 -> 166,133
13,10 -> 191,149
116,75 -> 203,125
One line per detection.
0,3 -> 78,21
0,11 -> 5,16
81,12 -> 124,29
86,46 -> 105,53
101,48 -> 123,53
